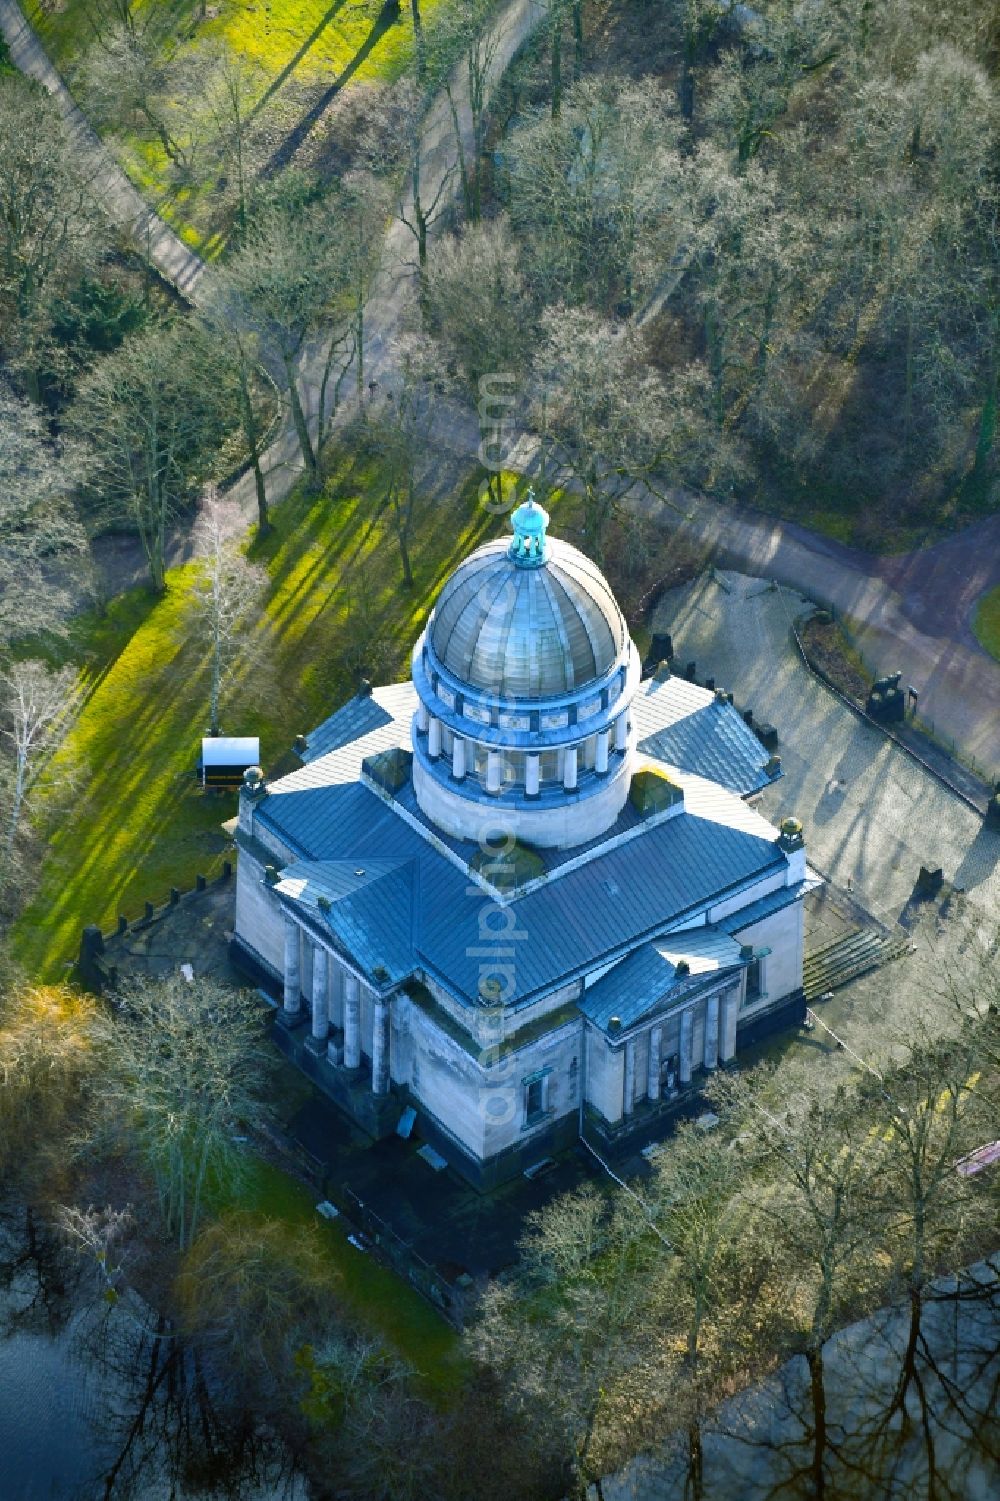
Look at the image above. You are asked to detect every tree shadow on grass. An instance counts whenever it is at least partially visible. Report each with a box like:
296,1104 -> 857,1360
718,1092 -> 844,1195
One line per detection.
261,0 -> 405,177
245,0 -> 352,127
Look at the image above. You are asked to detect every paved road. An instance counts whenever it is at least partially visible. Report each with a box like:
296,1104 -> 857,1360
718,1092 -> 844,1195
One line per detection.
5,0 -> 1000,775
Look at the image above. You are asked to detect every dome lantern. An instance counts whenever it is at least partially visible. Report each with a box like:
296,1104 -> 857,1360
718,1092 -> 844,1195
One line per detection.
508,489 -> 550,569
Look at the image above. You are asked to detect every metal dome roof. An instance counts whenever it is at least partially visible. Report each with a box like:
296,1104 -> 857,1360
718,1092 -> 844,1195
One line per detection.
428,523 -> 627,699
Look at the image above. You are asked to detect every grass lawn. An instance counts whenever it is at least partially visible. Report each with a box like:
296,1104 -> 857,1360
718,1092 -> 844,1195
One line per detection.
972,584 -> 1000,662
225,1155 -> 464,1396
26,0 -> 451,253
12,449 -> 501,979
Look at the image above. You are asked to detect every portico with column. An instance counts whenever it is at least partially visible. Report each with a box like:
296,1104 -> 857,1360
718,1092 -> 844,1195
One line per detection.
234,478 -> 813,1189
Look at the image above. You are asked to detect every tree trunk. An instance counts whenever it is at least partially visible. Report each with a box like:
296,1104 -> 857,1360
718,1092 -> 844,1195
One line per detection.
706,304 -> 725,426
210,619 -> 222,735
4,753 -> 26,861
688,1419 -> 704,1501
807,1345 -> 827,1498
238,363 -> 270,536
888,1286 -> 923,1420
282,352 -> 316,473
551,8 -> 562,119
411,0 -> 425,79
398,528 -> 414,589
971,311 -> 998,495
572,0 -> 583,77
903,308 -> 915,449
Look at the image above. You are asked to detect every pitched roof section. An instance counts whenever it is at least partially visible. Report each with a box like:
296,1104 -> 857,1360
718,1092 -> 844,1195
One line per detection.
633,675 -> 774,796
275,858 -> 417,985
253,682 -> 791,1008
301,683 -> 416,764
579,930 -> 745,1032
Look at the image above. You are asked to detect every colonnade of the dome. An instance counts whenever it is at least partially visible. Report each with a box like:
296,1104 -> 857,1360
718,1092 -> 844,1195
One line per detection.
408,498 -> 642,849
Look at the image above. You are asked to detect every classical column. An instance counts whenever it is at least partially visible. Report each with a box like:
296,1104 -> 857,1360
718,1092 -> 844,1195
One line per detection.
595,729 -> 610,775
343,973 -> 361,1069
311,947 -> 329,1043
416,701 -> 429,734
452,736 -> 466,780
647,1024 -> 662,1101
428,717 -> 442,758
679,1008 -> 694,1085
282,916 -> 301,1016
487,750 -> 502,793
704,993 -> 719,1071
525,753 -> 540,798
371,997 -> 390,1096
563,745 -> 578,791
720,988 -> 739,1064
623,1038 -> 636,1117
614,713 -> 629,753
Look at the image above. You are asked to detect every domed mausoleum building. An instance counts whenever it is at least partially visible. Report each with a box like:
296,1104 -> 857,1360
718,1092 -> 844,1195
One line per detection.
233,498 -> 815,1187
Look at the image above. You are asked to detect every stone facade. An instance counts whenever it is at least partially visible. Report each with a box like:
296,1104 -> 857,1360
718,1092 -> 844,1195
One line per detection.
232,500 -> 813,1189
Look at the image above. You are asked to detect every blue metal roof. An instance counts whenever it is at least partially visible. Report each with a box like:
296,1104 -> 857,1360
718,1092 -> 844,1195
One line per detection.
716,878 -> 815,935
302,685 -> 414,763
257,773 -> 784,1010
276,859 -> 417,985
579,930 -> 745,1032
253,677 -> 791,1013
633,676 -> 773,795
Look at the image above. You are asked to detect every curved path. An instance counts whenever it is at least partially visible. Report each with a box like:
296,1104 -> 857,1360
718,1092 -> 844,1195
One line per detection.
4,0 -> 999,776
0,0 -> 207,302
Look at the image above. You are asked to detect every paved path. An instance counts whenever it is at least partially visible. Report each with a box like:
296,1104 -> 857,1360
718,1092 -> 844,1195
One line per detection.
0,0 -> 207,303
5,0 -> 999,776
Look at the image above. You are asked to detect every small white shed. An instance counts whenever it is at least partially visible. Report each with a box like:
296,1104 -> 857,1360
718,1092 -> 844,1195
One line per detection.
199,736 -> 260,789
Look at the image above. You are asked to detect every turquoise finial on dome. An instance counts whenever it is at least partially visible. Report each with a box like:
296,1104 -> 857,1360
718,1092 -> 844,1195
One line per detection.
508,488 -> 549,568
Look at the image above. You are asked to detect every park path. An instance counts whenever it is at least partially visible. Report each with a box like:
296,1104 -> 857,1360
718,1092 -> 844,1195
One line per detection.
0,0 -> 207,302
4,0 -> 999,776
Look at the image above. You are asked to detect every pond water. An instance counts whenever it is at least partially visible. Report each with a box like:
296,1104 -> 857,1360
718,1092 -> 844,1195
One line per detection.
0,1324 -> 115,1500
0,1212 -> 305,1501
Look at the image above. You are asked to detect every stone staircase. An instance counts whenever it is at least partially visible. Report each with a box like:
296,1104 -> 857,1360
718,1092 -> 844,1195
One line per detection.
803,927 -> 911,1002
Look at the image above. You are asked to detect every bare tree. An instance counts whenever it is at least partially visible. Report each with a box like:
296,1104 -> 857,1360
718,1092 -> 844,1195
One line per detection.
534,308 -> 718,560
866,1035 -> 985,1424
0,660 -> 80,872
713,1069 -> 891,1497
176,1212 -> 334,1392
431,0 -> 503,224
0,383 -> 89,646
220,176 -> 384,477
473,1183 -> 654,1498
190,493 -> 269,735
77,10 -> 188,172
0,983 -> 98,1185
508,77 -> 686,311
69,320 -> 239,591
201,47 -> 265,239
423,218 -> 532,394
0,76 -> 101,393
94,975 -> 273,1250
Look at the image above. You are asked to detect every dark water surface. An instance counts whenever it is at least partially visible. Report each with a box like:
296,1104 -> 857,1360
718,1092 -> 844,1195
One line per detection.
0,1210 -> 304,1501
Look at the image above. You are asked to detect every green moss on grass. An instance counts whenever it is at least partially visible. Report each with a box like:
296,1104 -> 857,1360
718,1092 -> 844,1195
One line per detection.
973,584 -> 1000,663
27,0 -> 449,250
13,449 -> 496,979
222,1157 -> 464,1397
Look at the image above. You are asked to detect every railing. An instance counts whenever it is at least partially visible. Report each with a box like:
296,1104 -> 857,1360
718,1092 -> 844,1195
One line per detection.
77,862 -> 233,992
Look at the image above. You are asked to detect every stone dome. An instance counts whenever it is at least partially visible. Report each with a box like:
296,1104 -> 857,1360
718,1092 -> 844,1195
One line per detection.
428,501 -> 626,698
